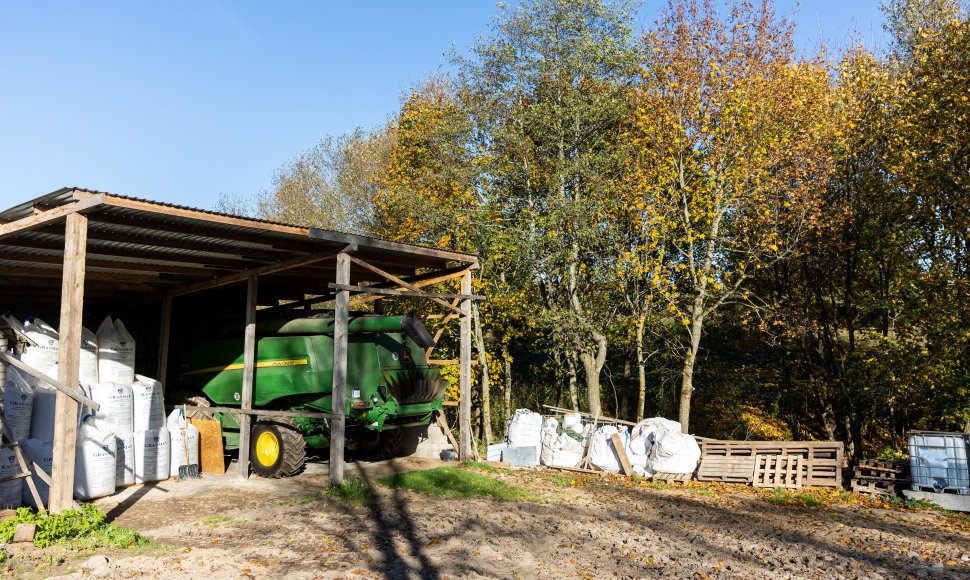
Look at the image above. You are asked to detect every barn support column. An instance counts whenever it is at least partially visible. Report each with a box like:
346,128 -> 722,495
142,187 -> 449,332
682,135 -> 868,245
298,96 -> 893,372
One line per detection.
238,274 -> 258,478
459,270 -> 473,461
51,212 -> 87,513
329,252 -> 350,486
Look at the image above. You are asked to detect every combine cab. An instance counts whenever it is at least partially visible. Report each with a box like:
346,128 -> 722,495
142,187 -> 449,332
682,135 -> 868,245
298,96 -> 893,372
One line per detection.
177,314 -> 447,477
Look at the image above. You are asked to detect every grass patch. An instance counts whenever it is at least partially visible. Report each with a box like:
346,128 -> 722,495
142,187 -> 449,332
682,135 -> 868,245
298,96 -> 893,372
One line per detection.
325,476 -> 375,507
279,494 -> 319,507
460,461 -> 508,474
764,488 -> 825,507
378,467 -> 538,501
0,504 -> 156,550
193,514 -> 246,529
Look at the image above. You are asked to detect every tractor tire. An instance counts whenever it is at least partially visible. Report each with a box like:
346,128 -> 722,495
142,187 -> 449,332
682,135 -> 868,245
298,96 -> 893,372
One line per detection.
374,428 -> 408,461
250,418 -> 306,478
181,395 -> 214,420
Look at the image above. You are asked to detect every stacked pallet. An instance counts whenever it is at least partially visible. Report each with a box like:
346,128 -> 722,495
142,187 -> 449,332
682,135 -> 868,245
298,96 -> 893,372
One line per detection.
696,440 -> 844,488
850,459 -> 911,497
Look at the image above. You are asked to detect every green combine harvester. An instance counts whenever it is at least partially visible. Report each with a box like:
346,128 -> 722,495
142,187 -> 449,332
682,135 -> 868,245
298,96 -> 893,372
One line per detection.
177,314 -> 447,477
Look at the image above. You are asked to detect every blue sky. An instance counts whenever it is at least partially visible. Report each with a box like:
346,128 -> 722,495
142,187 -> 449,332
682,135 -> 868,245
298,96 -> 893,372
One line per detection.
0,1 -> 887,211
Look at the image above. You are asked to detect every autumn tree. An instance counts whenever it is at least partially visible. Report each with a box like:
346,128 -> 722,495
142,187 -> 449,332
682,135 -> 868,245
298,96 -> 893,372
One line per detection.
454,0 -> 640,417
632,0 -> 836,432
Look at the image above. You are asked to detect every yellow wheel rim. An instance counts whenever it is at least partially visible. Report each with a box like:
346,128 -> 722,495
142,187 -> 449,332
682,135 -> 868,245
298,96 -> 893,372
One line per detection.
256,431 -> 280,467
359,431 -> 381,451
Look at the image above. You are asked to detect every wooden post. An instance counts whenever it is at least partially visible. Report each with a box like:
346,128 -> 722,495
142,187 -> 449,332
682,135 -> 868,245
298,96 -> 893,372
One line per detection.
329,252 -> 350,486
459,270 -> 472,461
238,275 -> 257,478
50,212 -> 87,513
156,295 -> 172,392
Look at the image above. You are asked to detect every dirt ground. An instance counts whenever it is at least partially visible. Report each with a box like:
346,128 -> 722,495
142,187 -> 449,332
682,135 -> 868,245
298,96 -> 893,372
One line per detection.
5,454 -> 970,579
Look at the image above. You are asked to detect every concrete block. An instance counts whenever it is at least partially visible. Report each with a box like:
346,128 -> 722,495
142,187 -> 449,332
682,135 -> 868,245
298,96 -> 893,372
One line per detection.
13,523 -> 36,543
903,489 -> 970,512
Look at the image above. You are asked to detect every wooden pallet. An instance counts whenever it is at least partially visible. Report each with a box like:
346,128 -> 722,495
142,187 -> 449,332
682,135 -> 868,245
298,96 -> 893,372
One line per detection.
696,455 -> 756,483
652,472 -> 693,482
753,455 -> 804,489
851,479 -> 908,497
698,440 -> 844,488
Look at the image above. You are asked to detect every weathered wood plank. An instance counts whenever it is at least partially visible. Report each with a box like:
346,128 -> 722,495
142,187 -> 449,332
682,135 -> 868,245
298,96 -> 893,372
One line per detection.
329,252 -> 350,486
50,212 -> 87,513
237,275 -> 258,479
459,270 -> 472,462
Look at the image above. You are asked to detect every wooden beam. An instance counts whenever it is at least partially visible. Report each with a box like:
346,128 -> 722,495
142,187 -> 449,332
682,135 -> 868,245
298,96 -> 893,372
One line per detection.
157,296 -> 172,391
161,247 -> 352,301
0,264 -> 181,284
459,270 -> 472,462
0,249 -> 230,276
92,193 -> 311,238
349,256 -> 471,319
329,252 -> 350,486
0,193 -> 104,241
328,283 -> 483,306
426,299 -> 460,357
50,212 -> 87,514
0,352 -> 99,410
237,275 -> 258,479
349,264 -> 476,307
309,227 -> 478,265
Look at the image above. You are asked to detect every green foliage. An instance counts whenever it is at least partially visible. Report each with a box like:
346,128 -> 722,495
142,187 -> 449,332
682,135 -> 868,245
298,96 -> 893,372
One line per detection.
325,476 -> 374,507
0,504 -> 153,549
377,467 -> 538,501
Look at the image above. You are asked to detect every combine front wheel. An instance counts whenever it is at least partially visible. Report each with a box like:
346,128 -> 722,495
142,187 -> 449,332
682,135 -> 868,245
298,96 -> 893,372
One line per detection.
250,418 -> 306,478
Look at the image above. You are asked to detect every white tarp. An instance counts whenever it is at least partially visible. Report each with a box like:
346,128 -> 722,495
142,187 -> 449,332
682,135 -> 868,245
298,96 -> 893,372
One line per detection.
507,409 -> 543,449
540,418 -> 585,468
589,425 -> 629,473
625,417 -> 700,476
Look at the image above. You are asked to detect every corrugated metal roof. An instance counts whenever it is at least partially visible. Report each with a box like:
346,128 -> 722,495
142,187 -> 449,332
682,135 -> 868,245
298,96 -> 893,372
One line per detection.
0,187 -> 477,310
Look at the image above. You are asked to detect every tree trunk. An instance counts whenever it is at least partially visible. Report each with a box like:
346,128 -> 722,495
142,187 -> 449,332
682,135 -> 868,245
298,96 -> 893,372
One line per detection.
472,303 -> 492,445
502,341 -> 512,424
636,310 -> 647,421
678,303 -> 705,433
566,350 -> 579,411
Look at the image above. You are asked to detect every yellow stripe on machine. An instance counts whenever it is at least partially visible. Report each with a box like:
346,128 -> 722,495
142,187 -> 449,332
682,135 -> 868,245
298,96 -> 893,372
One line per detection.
181,358 -> 309,376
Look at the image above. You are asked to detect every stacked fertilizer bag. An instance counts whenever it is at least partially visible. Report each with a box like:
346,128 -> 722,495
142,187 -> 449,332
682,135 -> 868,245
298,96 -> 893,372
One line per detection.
625,417 -> 701,477
132,375 -> 170,483
7,314 -> 173,506
167,408 -> 199,478
539,413 -> 587,469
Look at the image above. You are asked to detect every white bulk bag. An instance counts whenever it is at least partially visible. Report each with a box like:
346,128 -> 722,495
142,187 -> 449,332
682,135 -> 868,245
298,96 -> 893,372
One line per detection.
134,428 -> 170,483
0,447 -> 22,509
647,424 -> 701,475
3,367 -> 34,440
79,326 -> 99,386
96,316 -> 136,384
167,409 -> 199,477
540,419 -> 585,469
115,431 -> 135,487
20,439 -> 53,509
562,413 -> 583,434
90,382 -> 134,434
132,375 -> 165,431
20,317 -> 59,373
589,425 -> 629,473
29,364 -> 59,442
507,409 -> 543,449
74,419 -> 116,500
